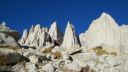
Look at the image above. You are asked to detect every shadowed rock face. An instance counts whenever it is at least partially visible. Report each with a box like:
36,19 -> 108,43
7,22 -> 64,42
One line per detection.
2,31 -> 20,41
0,48 -> 21,64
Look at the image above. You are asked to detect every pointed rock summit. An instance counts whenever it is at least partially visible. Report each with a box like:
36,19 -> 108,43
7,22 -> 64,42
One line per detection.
4,12 -> 128,72
62,22 -> 79,49
48,22 -> 63,45
19,24 -> 48,48
19,22 -> 63,48
19,29 -> 28,45
82,12 -> 120,51
19,12 -> 128,53
2,21 -> 6,26
88,12 -> 119,32
0,22 -> 12,32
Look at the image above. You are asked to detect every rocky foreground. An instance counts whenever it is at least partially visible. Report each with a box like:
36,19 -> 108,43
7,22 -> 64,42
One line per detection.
0,12 -> 128,72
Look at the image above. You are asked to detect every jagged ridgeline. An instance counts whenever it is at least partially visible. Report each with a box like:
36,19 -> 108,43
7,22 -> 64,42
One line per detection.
1,12 -> 128,72
19,12 -> 128,53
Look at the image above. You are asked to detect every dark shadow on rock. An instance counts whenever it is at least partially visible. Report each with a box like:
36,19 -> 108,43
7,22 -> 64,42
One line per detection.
22,45 -> 36,49
20,55 -> 30,62
0,70 -> 12,72
70,50 -> 82,55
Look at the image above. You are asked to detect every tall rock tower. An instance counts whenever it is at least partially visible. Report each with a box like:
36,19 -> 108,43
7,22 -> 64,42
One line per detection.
48,22 -> 63,45
62,22 -> 79,49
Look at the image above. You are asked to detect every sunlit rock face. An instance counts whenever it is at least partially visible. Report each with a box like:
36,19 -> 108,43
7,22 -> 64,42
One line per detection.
0,22 -> 21,65
62,22 -> 80,49
0,22 -> 12,32
0,22 -> 20,47
19,24 -> 49,48
79,33 -> 87,47
0,32 -> 19,47
19,22 -> 63,48
19,29 -> 28,45
120,25 -> 128,52
80,12 -> 120,51
5,12 -> 128,72
48,22 -> 63,45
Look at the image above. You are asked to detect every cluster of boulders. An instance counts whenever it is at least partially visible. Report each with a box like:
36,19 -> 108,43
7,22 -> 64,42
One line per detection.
0,22 -> 21,71
1,12 -> 128,72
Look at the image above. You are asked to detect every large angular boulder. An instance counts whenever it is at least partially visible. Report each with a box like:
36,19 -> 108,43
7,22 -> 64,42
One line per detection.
0,32 -> 19,47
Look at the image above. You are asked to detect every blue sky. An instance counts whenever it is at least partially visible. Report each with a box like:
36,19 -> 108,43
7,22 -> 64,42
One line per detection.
0,0 -> 128,35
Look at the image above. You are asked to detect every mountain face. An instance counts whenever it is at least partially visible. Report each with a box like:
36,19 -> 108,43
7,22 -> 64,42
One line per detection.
19,12 -> 128,52
120,25 -> 128,52
19,13 -> 128,52
2,12 -> 128,72
80,12 -> 120,52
